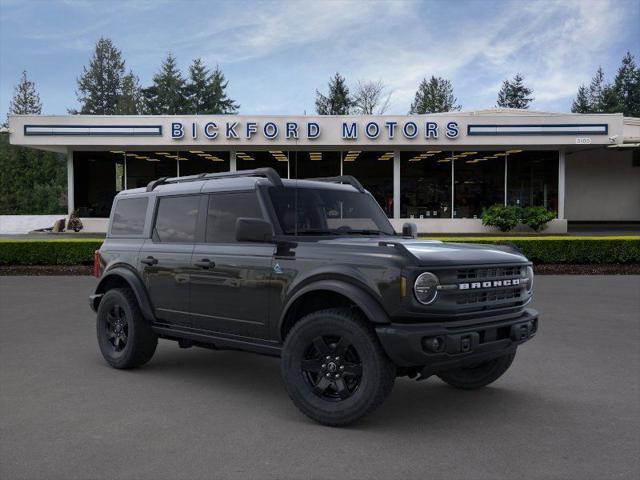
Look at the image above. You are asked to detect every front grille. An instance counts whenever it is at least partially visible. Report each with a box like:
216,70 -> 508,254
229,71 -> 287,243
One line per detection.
456,287 -> 521,305
457,266 -> 523,280
423,263 -> 531,318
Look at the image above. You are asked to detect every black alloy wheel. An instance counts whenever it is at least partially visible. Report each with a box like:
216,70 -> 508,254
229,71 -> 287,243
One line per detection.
281,308 -> 396,426
105,304 -> 129,353
301,335 -> 363,401
96,288 -> 158,369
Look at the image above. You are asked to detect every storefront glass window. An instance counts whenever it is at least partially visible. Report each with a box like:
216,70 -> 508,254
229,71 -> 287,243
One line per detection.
400,151 -> 452,218
175,150 -> 230,176
290,151 -> 341,179
237,151 -> 289,179
125,152 -> 177,190
342,150 -> 394,217
507,150 -> 558,212
453,151 -> 505,218
73,151 -> 125,217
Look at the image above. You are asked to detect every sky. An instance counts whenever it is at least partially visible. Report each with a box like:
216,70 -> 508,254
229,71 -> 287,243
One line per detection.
0,0 -> 638,117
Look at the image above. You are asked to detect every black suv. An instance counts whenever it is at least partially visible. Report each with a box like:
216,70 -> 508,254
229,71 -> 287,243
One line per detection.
90,167 -> 538,426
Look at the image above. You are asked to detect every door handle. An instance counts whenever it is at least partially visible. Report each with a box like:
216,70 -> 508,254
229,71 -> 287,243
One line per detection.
194,258 -> 215,269
141,256 -> 158,266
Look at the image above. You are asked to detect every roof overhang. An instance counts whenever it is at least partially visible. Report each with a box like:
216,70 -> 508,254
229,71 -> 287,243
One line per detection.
7,112 -> 627,153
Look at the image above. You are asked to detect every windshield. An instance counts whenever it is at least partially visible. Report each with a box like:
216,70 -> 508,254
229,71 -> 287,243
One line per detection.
268,186 -> 396,236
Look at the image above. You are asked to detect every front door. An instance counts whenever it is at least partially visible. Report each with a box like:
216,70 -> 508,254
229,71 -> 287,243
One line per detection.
189,191 -> 274,339
139,194 -> 201,326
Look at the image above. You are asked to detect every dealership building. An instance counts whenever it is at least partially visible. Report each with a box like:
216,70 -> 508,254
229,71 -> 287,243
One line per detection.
5,109 -> 640,234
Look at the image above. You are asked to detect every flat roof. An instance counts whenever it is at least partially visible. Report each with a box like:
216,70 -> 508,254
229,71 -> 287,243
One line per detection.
7,110 -> 635,153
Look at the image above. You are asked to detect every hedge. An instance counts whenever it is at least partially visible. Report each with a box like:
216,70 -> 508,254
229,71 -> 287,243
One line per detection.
422,236 -> 640,264
0,239 -> 103,265
0,237 -> 639,265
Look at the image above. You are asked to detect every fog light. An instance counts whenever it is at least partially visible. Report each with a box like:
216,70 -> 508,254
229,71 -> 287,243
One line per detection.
422,336 -> 444,353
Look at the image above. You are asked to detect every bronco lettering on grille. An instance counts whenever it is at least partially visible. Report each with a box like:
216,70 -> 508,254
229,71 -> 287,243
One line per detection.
459,279 -> 520,290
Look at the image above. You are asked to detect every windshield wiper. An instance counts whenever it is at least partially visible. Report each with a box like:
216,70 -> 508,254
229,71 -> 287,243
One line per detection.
288,229 -> 337,235
341,229 -> 385,235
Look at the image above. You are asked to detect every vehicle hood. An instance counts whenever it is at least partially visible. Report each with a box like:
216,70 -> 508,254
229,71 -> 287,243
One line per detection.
316,236 -> 528,266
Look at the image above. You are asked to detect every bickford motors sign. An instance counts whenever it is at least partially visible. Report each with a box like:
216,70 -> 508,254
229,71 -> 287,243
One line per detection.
12,114 -> 617,148
171,119 -> 461,141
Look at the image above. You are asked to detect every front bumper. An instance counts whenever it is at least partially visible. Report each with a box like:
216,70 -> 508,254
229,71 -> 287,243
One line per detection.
376,308 -> 538,373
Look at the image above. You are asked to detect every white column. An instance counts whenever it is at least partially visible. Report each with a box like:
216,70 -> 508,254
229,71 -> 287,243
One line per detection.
229,150 -> 236,172
558,149 -> 566,219
393,150 -> 401,219
504,154 -> 508,205
66,149 -> 74,216
451,155 -> 455,218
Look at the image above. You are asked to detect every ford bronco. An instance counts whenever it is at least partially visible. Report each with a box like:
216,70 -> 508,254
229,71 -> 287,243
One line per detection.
90,167 -> 537,426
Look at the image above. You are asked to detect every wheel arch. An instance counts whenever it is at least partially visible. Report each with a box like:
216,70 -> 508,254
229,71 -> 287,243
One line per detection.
94,267 -> 155,322
278,279 -> 390,341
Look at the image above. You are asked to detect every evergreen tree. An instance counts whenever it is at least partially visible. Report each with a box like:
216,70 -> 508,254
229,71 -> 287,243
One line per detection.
587,66 -> 607,112
2,71 -> 66,214
0,134 -> 67,215
143,53 -> 188,114
315,73 -> 353,115
600,84 -> 623,113
116,71 -> 144,114
185,59 -> 239,114
1,72 -> 65,214
496,73 -> 534,109
409,76 -> 460,114
613,51 -> 640,117
186,58 -> 209,114
207,65 -> 239,114
75,37 -> 126,114
8,70 -> 42,116
571,85 -> 591,113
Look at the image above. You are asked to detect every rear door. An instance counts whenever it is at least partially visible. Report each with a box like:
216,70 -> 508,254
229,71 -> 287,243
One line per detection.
139,194 -> 202,327
190,190 -> 275,339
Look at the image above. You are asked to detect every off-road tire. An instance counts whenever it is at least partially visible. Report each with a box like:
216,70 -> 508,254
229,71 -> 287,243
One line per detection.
96,288 -> 158,369
281,308 -> 396,426
437,351 -> 516,390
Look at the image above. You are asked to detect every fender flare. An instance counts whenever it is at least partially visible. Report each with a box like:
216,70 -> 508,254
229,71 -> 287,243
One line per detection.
278,279 -> 390,340
94,267 -> 156,322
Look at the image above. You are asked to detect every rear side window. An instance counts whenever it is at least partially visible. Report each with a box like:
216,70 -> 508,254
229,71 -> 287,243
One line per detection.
110,197 -> 148,236
154,195 -> 200,243
206,192 -> 263,243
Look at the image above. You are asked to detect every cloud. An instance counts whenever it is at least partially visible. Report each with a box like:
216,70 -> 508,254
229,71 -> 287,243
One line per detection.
1,0 -> 637,115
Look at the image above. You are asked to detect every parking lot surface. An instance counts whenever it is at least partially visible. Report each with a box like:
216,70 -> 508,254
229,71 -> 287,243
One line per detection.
1,275 -> 638,480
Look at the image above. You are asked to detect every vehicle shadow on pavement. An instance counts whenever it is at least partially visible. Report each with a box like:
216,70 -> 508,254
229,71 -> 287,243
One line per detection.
125,343 -> 549,430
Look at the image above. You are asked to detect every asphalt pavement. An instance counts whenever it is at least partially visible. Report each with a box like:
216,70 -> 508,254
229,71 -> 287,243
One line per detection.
0,275 -> 638,480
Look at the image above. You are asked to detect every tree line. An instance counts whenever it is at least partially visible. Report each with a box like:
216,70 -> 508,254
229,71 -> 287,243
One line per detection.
71,37 -> 239,115
314,53 -> 638,116
4,36 -> 639,119
1,37 -> 638,216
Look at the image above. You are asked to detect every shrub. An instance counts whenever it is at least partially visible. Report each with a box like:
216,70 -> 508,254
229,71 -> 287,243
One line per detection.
0,239 -> 103,265
481,205 -> 520,232
429,237 -> 640,264
0,237 -> 638,266
521,206 -> 556,232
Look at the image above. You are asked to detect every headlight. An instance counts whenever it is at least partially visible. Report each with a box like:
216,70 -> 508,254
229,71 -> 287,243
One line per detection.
526,266 -> 534,293
414,272 -> 439,305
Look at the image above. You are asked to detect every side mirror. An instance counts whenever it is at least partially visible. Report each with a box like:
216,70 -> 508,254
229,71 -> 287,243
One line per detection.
402,222 -> 418,239
236,217 -> 274,243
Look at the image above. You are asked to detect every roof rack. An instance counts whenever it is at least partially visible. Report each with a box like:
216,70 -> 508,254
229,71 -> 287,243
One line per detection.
307,175 -> 365,193
146,167 -> 283,192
